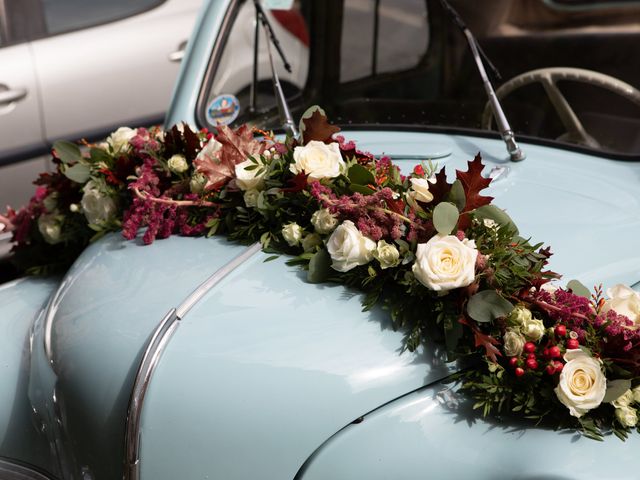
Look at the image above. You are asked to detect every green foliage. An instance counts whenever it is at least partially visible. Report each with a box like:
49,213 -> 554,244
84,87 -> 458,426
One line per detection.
467,291 -> 514,323
54,140 -> 82,164
433,202 -> 459,235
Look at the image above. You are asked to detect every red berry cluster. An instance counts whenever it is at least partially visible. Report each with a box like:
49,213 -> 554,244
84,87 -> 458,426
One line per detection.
507,323 -> 581,378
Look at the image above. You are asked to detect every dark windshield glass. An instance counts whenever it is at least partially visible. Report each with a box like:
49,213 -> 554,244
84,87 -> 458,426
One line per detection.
201,0 -> 640,158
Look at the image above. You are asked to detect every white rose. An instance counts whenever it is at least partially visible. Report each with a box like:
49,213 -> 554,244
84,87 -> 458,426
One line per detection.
311,208 -> 338,234
243,189 -> 260,208
409,177 -> 434,203
81,180 -> 117,225
412,234 -> 477,291
282,222 -> 303,246
168,154 -> 189,174
508,305 -> 532,327
602,284 -> 640,328
235,157 -> 267,191
615,406 -> 638,427
37,213 -> 63,244
290,141 -> 345,182
107,127 -> 137,153
503,329 -> 526,357
326,220 -> 375,272
190,173 -> 207,194
554,349 -> 607,418
633,386 -> 640,404
611,389 -> 634,408
374,240 -> 400,269
521,317 -> 545,342
302,233 -> 322,253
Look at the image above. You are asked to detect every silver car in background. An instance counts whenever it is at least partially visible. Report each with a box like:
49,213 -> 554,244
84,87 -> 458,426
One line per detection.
0,0 -> 202,208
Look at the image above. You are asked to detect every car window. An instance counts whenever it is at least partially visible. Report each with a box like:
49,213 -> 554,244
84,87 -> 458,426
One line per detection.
41,0 -> 165,36
202,0 -> 310,128
340,0 -> 429,83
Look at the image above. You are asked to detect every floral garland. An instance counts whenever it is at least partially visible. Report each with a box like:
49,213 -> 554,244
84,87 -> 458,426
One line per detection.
2,106 -> 640,440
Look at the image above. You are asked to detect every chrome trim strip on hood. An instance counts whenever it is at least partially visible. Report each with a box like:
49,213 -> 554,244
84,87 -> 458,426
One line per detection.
124,242 -> 262,480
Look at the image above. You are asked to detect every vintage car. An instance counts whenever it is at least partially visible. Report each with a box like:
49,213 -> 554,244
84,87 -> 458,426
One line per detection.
1,0 -> 640,479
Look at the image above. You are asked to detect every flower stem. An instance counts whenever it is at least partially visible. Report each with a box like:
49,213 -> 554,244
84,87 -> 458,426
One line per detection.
132,187 -> 217,208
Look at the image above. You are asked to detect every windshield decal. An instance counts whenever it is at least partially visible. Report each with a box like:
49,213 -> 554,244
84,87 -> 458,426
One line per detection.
206,94 -> 240,126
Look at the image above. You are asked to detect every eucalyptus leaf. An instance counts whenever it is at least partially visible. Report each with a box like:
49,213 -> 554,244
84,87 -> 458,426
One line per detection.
89,147 -> 111,164
63,163 -> 90,184
348,164 -> 375,186
567,279 -> 591,299
308,249 -> 331,283
474,204 -> 519,233
603,379 -> 632,403
448,180 -> 466,212
467,290 -> 514,323
349,184 -> 376,195
433,202 -> 459,235
54,140 -> 82,164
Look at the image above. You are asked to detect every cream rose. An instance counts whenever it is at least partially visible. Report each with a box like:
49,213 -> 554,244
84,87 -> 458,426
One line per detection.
243,189 -> 260,208
282,222 -> 303,246
412,234 -> 477,291
503,329 -> 526,357
235,158 -> 266,191
508,305 -> 532,327
107,127 -> 137,153
554,349 -> 607,418
326,220 -> 375,272
611,389 -> 634,408
602,284 -> 640,328
290,141 -> 345,182
615,406 -> 638,427
168,154 -> 189,174
81,181 -> 117,225
521,317 -> 545,342
37,213 -> 63,245
311,208 -> 338,234
633,385 -> 640,404
374,240 -> 400,269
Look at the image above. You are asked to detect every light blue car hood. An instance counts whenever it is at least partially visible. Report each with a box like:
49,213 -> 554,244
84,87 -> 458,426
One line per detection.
37,131 -> 640,479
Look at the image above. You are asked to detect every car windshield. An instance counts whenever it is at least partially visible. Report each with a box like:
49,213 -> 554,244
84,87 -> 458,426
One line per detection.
199,0 -> 640,159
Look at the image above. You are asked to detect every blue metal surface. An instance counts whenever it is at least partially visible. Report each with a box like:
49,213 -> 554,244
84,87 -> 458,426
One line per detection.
298,382 -> 640,480
0,277 -> 58,474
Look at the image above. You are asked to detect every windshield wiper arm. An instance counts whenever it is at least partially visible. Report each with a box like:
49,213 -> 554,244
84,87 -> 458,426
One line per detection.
438,0 -> 525,162
251,0 -> 298,137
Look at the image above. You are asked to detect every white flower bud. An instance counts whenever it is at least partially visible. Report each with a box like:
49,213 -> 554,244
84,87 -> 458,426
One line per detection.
168,154 -> 189,174
282,222 -> 303,246
373,240 -> 400,269
311,208 -> 338,235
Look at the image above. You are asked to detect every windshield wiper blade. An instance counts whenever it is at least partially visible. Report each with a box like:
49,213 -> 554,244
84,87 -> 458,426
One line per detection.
251,0 -> 298,137
438,0 -> 525,162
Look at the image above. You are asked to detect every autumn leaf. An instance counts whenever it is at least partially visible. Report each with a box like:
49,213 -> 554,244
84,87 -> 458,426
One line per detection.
456,153 -> 493,212
473,330 -> 502,363
194,125 -> 265,191
428,167 -> 452,205
300,108 -> 340,145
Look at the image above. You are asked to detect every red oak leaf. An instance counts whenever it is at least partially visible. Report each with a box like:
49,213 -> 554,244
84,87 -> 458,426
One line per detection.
194,124 -> 265,191
301,109 -> 340,145
456,153 -> 493,212
428,167 -> 452,205
473,330 -> 502,363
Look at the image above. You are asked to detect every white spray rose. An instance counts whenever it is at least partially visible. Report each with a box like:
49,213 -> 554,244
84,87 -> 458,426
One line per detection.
615,406 -> 638,427
37,213 -> 63,245
290,141 -> 345,182
282,222 -> 303,246
302,233 -> 322,253
235,157 -> 266,191
503,329 -> 526,357
521,317 -> 546,342
412,234 -> 477,291
602,284 -> 640,328
374,240 -> 400,269
190,173 -> 207,194
406,177 -> 434,211
554,349 -> 607,418
243,189 -> 260,208
168,154 -> 189,174
326,220 -> 375,272
508,305 -> 532,327
107,127 -> 137,153
81,180 -> 117,225
311,208 -> 338,234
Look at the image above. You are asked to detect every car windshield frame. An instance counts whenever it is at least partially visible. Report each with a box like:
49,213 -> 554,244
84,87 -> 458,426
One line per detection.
196,0 -> 640,161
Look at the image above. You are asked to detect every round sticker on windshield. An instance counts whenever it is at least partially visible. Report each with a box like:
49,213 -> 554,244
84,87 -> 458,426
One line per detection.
206,94 -> 240,126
